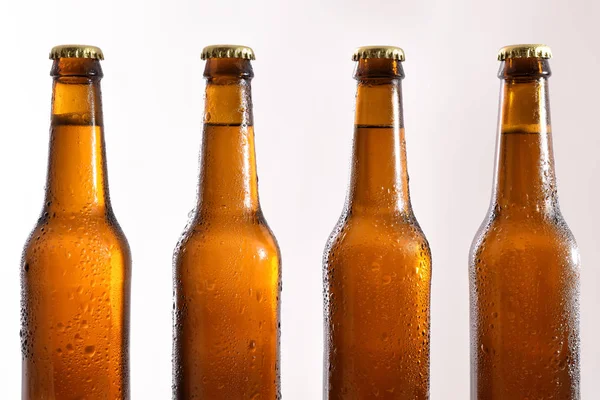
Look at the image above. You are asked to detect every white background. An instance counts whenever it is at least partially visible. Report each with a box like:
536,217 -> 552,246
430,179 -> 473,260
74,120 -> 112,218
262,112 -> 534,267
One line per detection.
0,0 -> 598,398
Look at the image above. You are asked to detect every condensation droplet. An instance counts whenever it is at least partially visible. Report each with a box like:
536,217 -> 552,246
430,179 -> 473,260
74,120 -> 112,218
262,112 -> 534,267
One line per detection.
84,345 -> 96,357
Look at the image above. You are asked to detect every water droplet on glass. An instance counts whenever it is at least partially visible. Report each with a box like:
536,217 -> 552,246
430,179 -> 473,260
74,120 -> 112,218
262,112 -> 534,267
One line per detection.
84,345 -> 96,357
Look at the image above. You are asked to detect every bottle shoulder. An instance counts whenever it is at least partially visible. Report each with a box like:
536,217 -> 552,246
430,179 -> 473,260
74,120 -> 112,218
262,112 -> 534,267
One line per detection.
26,211 -> 128,241
174,214 -> 280,261
22,213 -> 131,266
470,211 -> 578,264
324,212 -> 430,259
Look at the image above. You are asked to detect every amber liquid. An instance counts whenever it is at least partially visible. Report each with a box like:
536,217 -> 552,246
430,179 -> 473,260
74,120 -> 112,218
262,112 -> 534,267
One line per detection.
22,119 -> 131,399
470,131 -> 580,399
173,124 -> 281,399
324,125 -> 431,399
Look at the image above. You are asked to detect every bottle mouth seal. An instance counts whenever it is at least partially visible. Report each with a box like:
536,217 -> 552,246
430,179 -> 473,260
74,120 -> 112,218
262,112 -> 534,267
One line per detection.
498,44 -> 552,61
352,46 -> 405,61
50,45 -> 104,60
201,45 -> 255,60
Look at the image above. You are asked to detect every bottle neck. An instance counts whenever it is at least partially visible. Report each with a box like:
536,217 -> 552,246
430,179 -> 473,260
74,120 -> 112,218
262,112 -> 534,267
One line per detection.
197,59 -> 259,217
45,58 -> 109,215
347,59 -> 411,215
492,58 -> 557,215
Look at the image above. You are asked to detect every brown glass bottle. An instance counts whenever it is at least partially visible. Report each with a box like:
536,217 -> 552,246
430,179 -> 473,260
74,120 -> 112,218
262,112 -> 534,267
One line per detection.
21,45 -> 131,399
323,46 -> 432,399
173,45 -> 281,399
469,45 -> 580,399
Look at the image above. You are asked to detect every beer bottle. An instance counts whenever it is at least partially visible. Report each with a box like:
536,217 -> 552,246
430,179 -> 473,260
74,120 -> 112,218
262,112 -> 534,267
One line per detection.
469,44 -> 580,399
173,45 -> 281,399
323,46 -> 432,399
21,45 -> 131,399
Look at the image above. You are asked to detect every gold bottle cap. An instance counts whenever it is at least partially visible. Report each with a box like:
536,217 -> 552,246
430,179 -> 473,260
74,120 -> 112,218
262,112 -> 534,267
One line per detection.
352,46 -> 405,61
49,45 -> 104,60
201,45 -> 255,60
497,44 -> 552,61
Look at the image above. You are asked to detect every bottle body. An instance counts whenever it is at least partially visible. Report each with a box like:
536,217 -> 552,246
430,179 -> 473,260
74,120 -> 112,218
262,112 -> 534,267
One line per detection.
21,54 -> 131,399
469,53 -> 580,399
324,209 -> 431,399
470,208 -> 579,398
22,213 -> 131,399
172,54 -> 281,399
323,55 -> 431,399
173,211 -> 281,399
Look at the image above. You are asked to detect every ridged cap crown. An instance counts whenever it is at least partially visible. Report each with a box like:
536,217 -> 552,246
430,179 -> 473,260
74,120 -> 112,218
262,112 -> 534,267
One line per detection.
50,45 -> 104,60
201,45 -> 255,60
352,46 -> 405,61
498,44 -> 552,61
